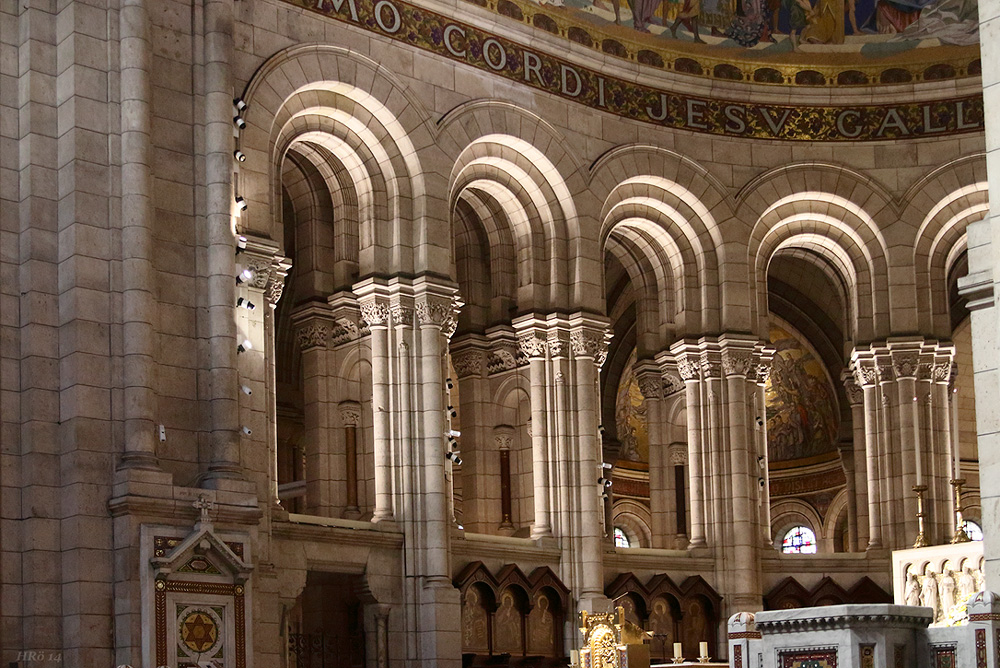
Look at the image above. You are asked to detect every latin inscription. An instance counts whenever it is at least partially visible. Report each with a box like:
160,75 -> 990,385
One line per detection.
286,0 -> 984,142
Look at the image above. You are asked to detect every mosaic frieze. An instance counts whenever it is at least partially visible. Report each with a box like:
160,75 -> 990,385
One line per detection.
282,0 -> 983,141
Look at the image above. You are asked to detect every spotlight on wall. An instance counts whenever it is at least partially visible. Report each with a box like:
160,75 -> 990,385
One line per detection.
234,98 -> 248,113
234,115 -> 246,129
755,415 -> 764,427
447,405 -> 457,418
445,451 -> 463,465
241,384 -> 253,395
235,196 -> 248,212
602,462 -> 613,470
598,477 -> 612,488
598,425 -> 605,435
757,455 -> 765,469
235,235 -> 248,255
758,477 -> 765,489
447,435 -> 457,446
446,377 -> 454,390
236,267 -> 254,285
237,338 -> 253,353
236,297 -> 256,310
234,150 -> 247,162
242,425 -> 252,435
448,429 -> 461,438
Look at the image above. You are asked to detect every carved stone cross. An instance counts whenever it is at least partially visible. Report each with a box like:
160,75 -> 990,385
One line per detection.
193,495 -> 214,522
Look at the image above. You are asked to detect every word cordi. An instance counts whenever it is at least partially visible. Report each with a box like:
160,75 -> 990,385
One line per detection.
286,0 -> 984,142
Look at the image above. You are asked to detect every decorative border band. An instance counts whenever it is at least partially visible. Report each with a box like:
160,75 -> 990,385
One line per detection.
280,0 -> 984,141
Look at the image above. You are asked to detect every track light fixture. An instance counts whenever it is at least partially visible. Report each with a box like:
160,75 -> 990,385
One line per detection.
602,462 -> 613,469
234,150 -> 246,162
241,384 -> 253,395
598,425 -> 605,435
235,196 -> 247,212
236,267 -> 253,285
598,477 -> 613,488
448,429 -> 461,438
236,297 -> 256,311
242,425 -> 252,435
446,405 -> 457,418
237,338 -> 252,353
234,115 -> 246,129
234,98 -> 248,113
447,435 -> 457,446
445,451 -> 463,465
446,377 -> 454,390
235,235 -> 247,255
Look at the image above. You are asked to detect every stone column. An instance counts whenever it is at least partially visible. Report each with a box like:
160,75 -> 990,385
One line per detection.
449,337 -> 490,533
635,361 -> 669,548
340,401 -> 362,519
292,306 -> 334,516
720,335 -> 763,611
891,346 -> 922,543
961,0 -> 1000,587
356,280 -> 394,523
242,238 -> 290,511
843,372 -> 869,551
515,318 -> 553,540
496,426 -> 515,532
668,342 -> 708,549
569,314 -> 611,607
753,349 -> 774,548
118,0 -> 161,473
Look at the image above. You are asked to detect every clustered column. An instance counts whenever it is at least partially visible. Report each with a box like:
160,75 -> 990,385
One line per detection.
513,313 -> 611,613
667,335 -> 771,614
850,339 -> 957,549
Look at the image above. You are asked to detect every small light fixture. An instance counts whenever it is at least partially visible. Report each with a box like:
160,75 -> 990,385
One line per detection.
598,477 -> 612,488
234,115 -> 246,129
234,98 -> 248,113
602,462 -> 613,470
237,338 -> 252,353
235,235 -> 247,255
235,196 -> 247,212
446,377 -> 454,390
240,384 -> 253,395
236,297 -> 256,311
445,451 -> 463,465
234,150 -> 247,162
446,405 -> 457,418
242,425 -> 252,435
236,267 -> 253,285
598,425 -> 605,435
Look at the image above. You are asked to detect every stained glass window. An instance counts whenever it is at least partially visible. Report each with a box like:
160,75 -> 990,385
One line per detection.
781,526 -> 817,554
963,520 -> 984,541
613,527 -> 630,548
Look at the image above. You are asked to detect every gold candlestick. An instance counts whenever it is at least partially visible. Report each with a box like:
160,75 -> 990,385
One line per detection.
913,485 -> 928,548
950,478 -> 970,543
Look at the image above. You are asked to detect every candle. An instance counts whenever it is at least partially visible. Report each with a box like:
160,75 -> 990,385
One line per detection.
912,395 -> 923,485
951,387 -> 960,479
673,642 -> 683,658
699,641 -> 709,658
570,650 -> 579,666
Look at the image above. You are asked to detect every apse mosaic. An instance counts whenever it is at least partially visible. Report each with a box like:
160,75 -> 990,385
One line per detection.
461,0 -> 980,85
765,325 -> 838,463
615,349 -> 649,463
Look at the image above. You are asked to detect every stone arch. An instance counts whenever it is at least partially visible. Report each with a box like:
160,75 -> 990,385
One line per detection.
612,498 -> 652,548
440,101 -> 599,313
239,44 -> 442,275
904,156 -> 989,336
592,146 -> 729,340
821,488 -> 850,551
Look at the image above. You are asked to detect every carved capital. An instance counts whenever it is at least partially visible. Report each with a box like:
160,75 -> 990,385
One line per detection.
359,300 -> 390,327
296,323 -> 329,350
517,333 -> 547,359
451,349 -> 485,379
668,443 -> 688,466
415,296 -> 455,331
547,332 -> 569,358
662,371 -> 685,396
932,362 -> 952,383
842,374 -> 863,406
892,353 -> 919,379
570,328 -> 609,366
487,348 -> 518,374
677,358 -> 700,381
390,304 -> 414,327
852,364 -> 877,387
637,374 -> 662,400
494,425 -> 515,450
339,401 -> 362,426
721,349 -> 755,378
